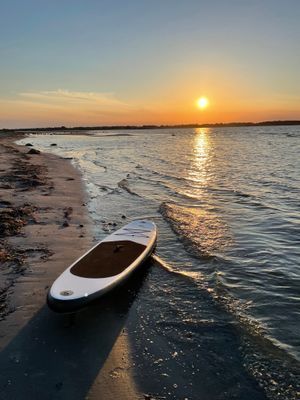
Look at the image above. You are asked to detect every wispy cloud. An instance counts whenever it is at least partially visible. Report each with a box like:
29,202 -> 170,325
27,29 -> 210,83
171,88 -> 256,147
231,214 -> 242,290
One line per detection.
0,89 -> 150,128
18,89 -> 130,109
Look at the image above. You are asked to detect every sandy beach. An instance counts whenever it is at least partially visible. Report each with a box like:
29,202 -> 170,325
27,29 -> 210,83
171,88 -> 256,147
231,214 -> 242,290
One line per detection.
0,133 -> 141,400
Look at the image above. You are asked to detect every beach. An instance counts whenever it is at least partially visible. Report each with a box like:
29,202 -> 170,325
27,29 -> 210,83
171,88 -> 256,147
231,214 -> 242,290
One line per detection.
0,133 -> 141,400
0,128 -> 299,400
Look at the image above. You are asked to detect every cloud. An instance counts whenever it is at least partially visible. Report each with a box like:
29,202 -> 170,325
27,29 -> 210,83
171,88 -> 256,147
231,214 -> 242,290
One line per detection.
0,89 -> 151,128
18,89 -> 130,110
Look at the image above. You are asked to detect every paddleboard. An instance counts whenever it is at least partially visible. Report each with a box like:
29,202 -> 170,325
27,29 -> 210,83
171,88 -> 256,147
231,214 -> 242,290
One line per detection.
47,220 -> 157,312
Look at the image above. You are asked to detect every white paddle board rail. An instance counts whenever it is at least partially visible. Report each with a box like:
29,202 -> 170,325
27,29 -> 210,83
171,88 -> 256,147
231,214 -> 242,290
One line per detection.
47,220 -> 157,312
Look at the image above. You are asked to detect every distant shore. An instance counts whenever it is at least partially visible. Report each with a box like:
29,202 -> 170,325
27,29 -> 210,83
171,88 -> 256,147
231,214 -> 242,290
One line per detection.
1,119 -> 300,133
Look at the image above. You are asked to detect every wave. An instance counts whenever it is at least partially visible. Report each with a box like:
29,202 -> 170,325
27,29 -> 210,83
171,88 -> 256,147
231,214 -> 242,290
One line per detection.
93,160 -> 107,171
135,164 -> 191,184
159,201 -> 232,259
117,178 -> 141,197
151,253 -> 203,282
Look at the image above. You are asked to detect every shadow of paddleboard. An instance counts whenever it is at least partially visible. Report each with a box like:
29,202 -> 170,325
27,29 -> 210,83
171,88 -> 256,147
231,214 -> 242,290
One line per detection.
0,260 -> 152,400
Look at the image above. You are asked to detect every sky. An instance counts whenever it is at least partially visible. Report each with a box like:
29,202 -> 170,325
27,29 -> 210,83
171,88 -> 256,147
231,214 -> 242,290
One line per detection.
0,0 -> 300,128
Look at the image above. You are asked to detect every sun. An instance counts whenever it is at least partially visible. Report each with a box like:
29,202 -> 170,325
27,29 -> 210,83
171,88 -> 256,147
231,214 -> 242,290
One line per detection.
196,97 -> 209,110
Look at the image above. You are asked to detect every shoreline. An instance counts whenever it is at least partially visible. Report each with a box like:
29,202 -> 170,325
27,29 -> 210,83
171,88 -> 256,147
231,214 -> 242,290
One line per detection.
0,133 -> 141,399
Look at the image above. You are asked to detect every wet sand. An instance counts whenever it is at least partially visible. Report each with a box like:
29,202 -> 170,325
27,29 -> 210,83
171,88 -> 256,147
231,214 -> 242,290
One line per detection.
0,133 -> 141,399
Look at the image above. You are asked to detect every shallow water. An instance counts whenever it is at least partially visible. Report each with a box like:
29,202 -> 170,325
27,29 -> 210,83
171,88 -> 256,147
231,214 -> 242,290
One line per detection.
18,126 -> 300,398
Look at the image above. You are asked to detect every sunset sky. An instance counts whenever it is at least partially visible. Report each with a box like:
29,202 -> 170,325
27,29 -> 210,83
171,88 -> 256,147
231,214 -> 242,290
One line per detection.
1,0 -> 300,128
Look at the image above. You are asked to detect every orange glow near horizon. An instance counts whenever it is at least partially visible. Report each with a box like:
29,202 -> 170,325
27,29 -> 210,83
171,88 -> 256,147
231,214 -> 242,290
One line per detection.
0,87 -> 300,129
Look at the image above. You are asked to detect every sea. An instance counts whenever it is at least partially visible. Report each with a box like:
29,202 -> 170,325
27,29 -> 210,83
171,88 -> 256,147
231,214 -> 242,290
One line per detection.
18,126 -> 300,399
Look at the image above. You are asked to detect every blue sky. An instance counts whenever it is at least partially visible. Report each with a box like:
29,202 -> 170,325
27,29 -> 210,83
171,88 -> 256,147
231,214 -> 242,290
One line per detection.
1,0 -> 300,127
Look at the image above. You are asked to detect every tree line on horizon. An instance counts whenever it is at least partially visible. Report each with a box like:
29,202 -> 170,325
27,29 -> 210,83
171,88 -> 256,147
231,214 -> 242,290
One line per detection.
1,120 -> 300,132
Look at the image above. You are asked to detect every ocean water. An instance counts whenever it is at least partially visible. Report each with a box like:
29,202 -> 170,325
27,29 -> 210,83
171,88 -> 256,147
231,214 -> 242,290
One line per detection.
18,126 -> 300,399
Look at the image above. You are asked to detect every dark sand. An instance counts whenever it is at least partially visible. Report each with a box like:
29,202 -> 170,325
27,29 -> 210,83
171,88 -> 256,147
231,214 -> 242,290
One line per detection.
0,134 -> 141,399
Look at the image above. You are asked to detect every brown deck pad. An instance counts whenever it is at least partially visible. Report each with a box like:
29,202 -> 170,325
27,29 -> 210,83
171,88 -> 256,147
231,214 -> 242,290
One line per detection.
70,240 -> 147,278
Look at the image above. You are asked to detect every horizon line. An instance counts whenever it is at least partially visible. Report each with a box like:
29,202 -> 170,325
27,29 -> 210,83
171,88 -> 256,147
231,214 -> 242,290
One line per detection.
1,119 -> 300,132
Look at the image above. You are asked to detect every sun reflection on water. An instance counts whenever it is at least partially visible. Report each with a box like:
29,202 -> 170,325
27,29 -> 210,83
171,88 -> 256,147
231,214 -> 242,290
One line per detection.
188,128 -> 211,185
171,127 -> 233,256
